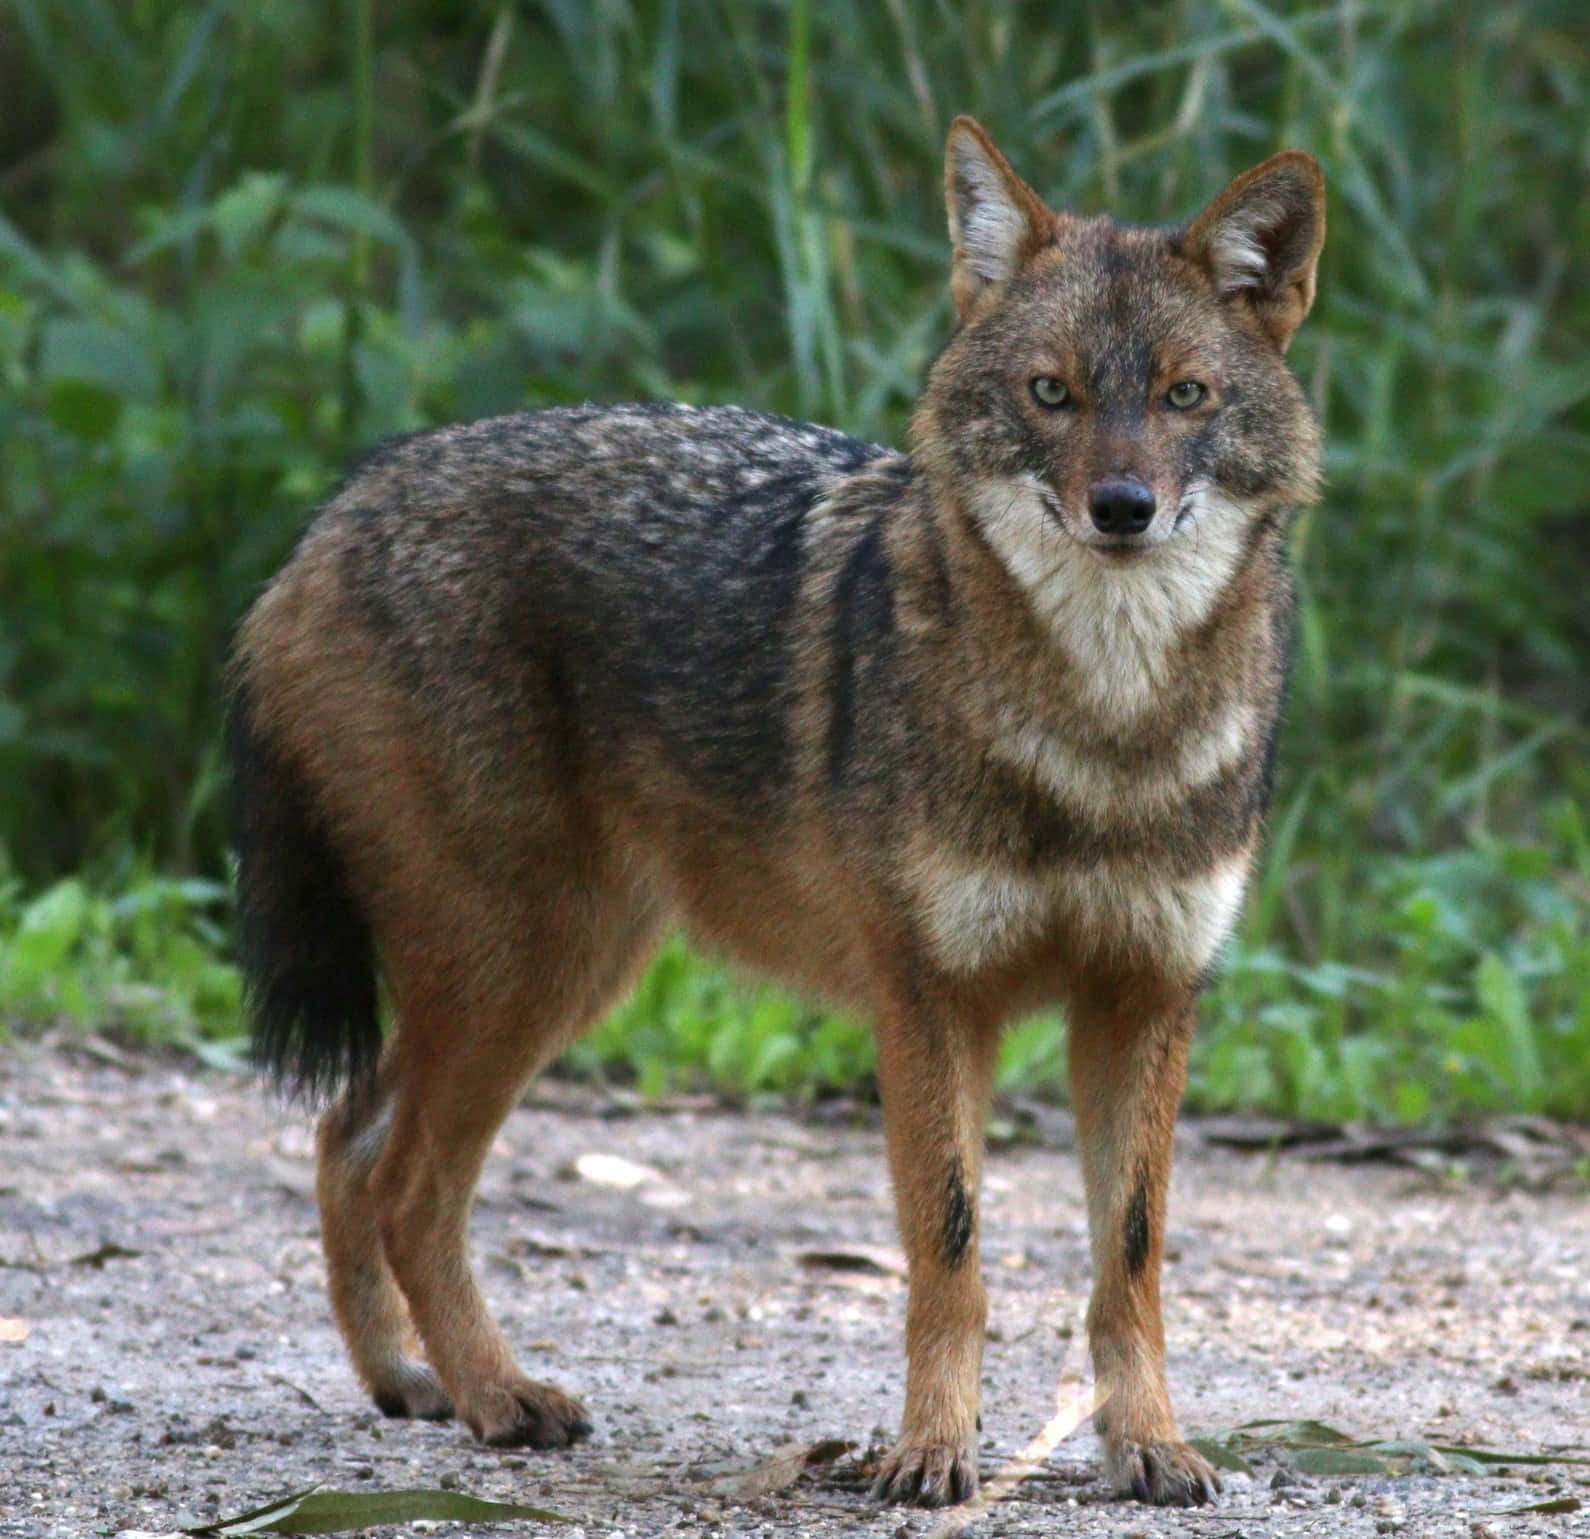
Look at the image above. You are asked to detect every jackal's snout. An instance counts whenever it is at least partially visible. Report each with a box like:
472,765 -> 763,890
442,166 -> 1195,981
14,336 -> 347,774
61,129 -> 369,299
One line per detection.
1087,476 -> 1157,537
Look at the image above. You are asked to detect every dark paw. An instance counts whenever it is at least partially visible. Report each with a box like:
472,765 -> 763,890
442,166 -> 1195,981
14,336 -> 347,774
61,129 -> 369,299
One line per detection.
370,1361 -> 453,1421
469,1379 -> 592,1450
1112,1439 -> 1220,1506
870,1440 -> 978,1508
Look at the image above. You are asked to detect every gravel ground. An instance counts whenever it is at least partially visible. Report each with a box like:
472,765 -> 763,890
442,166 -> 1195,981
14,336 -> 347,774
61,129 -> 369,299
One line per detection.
2,1038 -> 1587,1538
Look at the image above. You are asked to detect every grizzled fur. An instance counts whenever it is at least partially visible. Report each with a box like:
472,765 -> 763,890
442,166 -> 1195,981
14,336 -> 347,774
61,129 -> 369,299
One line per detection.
231,117 -> 1325,1510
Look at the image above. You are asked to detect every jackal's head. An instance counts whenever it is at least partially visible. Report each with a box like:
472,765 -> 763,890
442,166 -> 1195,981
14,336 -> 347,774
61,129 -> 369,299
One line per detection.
913,116 -> 1324,617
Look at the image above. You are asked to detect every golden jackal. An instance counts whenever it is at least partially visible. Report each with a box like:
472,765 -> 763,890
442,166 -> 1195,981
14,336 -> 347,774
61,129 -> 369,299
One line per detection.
231,117 -> 1324,1508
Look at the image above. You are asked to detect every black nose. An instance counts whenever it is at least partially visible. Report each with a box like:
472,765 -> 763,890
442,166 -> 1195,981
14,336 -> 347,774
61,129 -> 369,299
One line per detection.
1088,477 -> 1156,535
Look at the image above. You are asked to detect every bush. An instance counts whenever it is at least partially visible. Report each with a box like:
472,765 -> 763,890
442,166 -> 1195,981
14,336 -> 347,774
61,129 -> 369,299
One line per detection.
2,1 -> 1585,1118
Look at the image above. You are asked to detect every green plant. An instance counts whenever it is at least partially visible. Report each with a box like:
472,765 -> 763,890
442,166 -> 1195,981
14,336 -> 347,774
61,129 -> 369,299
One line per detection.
564,935 -> 875,1099
1,0 -> 1584,1119
0,868 -> 242,1049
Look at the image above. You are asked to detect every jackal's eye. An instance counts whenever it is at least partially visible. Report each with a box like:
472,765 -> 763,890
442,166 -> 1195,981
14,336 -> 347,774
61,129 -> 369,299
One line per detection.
1030,376 -> 1071,408
1166,380 -> 1207,410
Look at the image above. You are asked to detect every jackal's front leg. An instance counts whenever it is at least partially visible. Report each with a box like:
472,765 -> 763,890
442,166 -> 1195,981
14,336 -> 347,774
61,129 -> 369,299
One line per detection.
870,999 -> 1000,1507
1068,982 -> 1219,1506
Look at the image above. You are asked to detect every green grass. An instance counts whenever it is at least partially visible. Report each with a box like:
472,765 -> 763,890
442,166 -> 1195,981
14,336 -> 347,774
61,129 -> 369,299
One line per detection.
0,866 -> 240,1052
0,0 -> 1586,1121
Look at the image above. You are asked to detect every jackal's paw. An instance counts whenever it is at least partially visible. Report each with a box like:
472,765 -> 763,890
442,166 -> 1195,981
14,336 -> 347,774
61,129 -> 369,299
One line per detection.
466,1378 -> 592,1450
370,1360 -> 453,1422
870,1439 -> 978,1507
1110,1439 -> 1220,1506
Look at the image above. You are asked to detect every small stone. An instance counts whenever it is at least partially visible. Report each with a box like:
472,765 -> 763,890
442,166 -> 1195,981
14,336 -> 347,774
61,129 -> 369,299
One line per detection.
568,1152 -> 661,1188
439,1471 -> 461,1490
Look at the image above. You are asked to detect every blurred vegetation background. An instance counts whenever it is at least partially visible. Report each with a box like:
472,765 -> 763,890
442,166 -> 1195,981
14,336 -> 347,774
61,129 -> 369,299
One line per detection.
1,0 -> 1586,1123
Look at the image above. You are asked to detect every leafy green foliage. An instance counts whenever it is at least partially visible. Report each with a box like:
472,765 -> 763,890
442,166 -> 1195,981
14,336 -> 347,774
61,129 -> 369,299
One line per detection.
1194,791 -> 1590,1121
0,869 -> 241,1048
1,1 -> 1585,1120
564,935 -> 876,1099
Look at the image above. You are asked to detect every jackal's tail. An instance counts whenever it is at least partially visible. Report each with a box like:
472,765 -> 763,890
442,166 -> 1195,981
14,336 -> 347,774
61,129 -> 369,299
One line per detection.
228,680 -> 380,1101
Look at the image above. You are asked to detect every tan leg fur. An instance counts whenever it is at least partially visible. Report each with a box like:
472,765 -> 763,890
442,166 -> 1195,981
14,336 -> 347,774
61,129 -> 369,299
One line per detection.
1068,974 -> 1220,1506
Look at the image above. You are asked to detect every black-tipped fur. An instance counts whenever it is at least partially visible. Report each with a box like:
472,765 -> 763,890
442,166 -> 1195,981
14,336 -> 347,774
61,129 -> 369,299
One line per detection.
228,680 -> 381,1101
942,1161 -> 975,1269
1123,1173 -> 1151,1278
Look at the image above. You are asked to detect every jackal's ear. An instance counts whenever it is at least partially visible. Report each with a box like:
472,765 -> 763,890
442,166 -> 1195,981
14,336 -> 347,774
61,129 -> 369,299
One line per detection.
945,117 -> 1055,320
1186,151 -> 1325,352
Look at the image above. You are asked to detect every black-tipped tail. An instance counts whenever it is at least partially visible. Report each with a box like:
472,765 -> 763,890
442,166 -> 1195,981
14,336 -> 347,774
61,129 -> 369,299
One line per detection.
228,680 -> 381,1102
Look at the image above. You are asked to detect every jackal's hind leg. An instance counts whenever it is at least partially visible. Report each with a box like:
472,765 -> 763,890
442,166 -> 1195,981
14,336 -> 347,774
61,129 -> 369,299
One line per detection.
370,1010 -> 589,1448
371,889 -> 661,1450
317,1064 -> 452,1421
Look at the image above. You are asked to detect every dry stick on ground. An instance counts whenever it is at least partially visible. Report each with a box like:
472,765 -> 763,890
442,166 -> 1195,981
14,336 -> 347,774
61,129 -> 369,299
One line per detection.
928,1346 -> 1106,1537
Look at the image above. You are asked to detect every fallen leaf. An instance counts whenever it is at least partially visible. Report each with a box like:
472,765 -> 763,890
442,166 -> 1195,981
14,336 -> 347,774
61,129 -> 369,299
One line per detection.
1292,1448 -> 1390,1476
1435,1444 -> 1590,1468
183,1485 -> 575,1535
1491,1496 -> 1582,1516
712,1438 -> 853,1501
1366,1438 -> 1452,1473
1234,1418 -> 1356,1447
69,1241 -> 142,1269
1187,1436 -> 1254,1474
0,1317 -> 29,1342
796,1247 -> 905,1277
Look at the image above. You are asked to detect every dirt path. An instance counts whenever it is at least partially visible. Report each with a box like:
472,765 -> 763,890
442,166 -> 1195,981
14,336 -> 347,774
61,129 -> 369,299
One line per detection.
2,1039 -> 1586,1538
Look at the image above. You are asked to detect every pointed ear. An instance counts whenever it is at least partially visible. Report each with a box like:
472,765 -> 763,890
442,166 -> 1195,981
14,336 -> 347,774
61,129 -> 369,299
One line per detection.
945,116 -> 1055,320
1185,150 -> 1325,352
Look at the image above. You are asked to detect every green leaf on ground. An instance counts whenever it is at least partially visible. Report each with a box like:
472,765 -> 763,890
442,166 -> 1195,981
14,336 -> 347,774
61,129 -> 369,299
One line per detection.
1196,1422 -> 1590,1482
1233,1418 -> 1357,1447
1292,1448 -> 1391,1476
1435,1445 -> 1590,1468
1492,1495 -> 1582,1515
1187,1437 -> 1254,1475
184,1485 -> 577,1535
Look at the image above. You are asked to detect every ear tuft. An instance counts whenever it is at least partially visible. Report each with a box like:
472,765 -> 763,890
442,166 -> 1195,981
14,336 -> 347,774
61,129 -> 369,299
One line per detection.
945,117 -> 1053,319
1186,151 -> 1326,351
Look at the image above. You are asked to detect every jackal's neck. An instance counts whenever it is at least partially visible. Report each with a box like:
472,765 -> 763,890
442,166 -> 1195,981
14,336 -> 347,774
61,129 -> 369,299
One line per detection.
901,462 -> 1291,747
